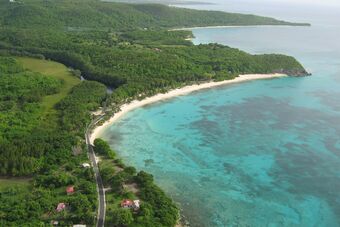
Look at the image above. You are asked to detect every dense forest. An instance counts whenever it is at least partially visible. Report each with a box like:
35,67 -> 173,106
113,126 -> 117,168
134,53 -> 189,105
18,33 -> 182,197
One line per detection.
0,28 -> 308,103
0,57 -> 62,175
0,0 -> 309,226
0,57 -> 107,225
0,57 -> 108,176
0,0 -> 309,29
0,0 -> 308,94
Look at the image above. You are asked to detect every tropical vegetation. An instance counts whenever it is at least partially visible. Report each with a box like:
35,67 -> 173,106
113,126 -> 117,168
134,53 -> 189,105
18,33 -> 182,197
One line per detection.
0,0 -> 309,226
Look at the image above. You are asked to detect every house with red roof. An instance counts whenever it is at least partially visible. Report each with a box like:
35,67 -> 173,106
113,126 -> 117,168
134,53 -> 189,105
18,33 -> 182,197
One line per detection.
120,199 -> 134,208
120,199 -> 140,210
66,186 -> 75,195
56,203 -> 66,212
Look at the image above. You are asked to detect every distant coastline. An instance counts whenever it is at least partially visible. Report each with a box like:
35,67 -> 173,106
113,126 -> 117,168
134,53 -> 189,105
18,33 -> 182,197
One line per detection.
170,24 -> 310,31
102,0 -> 215,5
90,73 -> 287,143
168,1 -> 215,6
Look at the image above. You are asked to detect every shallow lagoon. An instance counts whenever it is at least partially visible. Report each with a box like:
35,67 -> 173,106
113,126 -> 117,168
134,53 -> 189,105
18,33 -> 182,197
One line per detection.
101,8 -> 340,227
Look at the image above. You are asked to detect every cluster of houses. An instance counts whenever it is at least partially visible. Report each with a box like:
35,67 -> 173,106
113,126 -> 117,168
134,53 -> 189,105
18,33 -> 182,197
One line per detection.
55,186 -> 75,212
51,162 -> 98,225
52,163 -> 140,225
52,186 -> 86,226
53,163 -> 91,223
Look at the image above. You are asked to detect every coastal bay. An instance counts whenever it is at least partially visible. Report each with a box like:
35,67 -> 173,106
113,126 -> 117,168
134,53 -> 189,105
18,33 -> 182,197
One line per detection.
98,8 -> 340,227
0,0 -> 337,226
90,73 -> 286,143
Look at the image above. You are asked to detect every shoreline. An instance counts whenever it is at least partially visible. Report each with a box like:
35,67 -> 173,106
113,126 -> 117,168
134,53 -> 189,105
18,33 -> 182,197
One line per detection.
90,73 -> 286,144
170,25 -> 300,31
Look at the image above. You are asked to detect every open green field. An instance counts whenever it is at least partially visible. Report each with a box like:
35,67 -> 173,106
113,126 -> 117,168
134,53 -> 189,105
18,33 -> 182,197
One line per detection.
16,57 -> 81,115
0,178 -> 31,190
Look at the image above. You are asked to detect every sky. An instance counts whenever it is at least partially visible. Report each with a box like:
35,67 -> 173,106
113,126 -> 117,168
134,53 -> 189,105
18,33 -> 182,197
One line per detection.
182,0 -> 340,25
210,0 -> 340,7
276,0 -> 339,6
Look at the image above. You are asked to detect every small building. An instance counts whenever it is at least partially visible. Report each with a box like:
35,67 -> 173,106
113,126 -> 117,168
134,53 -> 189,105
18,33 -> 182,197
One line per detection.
66,186 -> 75,195
56,203 -> 66,212
133,200 -> 140,209
120,199 -> 140,210
51,220 -> 59,226
121,199 -> 134,208
82,163 -> 91,168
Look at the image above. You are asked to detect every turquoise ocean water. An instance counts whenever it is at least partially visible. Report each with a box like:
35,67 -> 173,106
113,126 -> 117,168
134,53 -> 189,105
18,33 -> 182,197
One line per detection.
100,2 -> 340,226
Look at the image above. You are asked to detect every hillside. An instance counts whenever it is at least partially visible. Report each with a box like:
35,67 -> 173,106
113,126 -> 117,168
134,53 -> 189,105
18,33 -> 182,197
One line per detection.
0,56 -> 181,227
0,0 -> 309,226
0,0 -> 309,175
104,0 -> 214,5
0,57 -> 104,225
0,0 -> 309,30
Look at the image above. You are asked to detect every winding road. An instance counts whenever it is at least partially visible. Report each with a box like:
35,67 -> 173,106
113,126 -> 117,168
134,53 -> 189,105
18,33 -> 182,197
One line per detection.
85,116 -> 106,227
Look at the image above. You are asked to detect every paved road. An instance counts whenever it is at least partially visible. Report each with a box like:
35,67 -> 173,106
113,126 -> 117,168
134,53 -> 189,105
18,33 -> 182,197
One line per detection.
85,117 -> 106,227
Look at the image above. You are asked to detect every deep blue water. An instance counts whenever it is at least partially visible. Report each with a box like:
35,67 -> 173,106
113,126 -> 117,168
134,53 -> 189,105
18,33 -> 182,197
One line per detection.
100,2 -> 340,226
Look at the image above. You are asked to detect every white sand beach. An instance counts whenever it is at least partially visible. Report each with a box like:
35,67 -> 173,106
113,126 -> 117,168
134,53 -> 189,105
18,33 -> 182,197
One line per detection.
170,25 -> 292,31
90,73 -> 286,143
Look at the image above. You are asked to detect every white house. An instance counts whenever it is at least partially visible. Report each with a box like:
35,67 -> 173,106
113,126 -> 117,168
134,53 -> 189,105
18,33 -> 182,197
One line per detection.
133,200 -> 140,209
82,163 -> 91,168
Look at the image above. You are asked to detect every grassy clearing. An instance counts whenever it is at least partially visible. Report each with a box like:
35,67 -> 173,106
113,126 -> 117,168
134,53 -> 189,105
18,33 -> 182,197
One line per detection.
0,178 -> 31,190
16,57 -> 81,116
